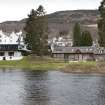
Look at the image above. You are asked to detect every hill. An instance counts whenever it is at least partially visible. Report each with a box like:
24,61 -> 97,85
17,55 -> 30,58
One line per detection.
0,10 -> 99,40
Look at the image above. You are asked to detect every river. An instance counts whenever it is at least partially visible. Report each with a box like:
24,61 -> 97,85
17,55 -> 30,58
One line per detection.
0,69 -> 105,105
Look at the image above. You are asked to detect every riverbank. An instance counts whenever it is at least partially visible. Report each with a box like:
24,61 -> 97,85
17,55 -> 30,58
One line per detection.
62,61 -> 105,74
0,56 -> 68,70
0,56 -> 105,73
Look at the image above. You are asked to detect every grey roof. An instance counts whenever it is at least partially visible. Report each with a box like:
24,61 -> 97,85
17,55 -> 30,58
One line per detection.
52,46 -> 105,54
0,44 -> 18,51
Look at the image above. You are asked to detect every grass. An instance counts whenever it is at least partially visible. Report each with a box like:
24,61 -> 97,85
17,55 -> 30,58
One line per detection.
0,56 -> 105,74
62,61 -> 105,74
0,56 -> 68,70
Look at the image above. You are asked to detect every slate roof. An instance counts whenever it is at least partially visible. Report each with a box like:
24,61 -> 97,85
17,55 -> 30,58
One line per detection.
0,44 -> 18,51
52,46 -> 105,54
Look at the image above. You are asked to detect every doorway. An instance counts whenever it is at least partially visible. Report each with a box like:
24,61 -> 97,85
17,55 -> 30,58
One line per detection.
3,57 -> 6,60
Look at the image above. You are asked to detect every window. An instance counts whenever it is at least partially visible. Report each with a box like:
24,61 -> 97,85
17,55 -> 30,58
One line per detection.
8,52 -> 14,56
72,49 -> 74,52
86,49 -> 88,51
0,52 -> 4,56
89,49 -> 93,51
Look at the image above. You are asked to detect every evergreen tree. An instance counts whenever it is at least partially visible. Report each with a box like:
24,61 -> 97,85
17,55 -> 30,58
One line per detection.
73,22 -> 81,46
81,31 -> 93,46
24,5 -> 48,56
98,0 -> 105,47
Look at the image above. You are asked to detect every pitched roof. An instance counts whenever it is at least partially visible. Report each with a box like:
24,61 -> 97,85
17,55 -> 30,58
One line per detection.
52,46 -> 105,54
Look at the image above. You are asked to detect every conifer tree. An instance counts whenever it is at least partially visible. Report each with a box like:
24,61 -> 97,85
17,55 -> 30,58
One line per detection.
81,31 -> 93,46
73,23 -> 81,46
98,0 -> 105,47
24,5 -> 48,56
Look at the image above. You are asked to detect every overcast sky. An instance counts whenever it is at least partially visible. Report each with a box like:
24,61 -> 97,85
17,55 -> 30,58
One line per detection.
0,0 -> 102,22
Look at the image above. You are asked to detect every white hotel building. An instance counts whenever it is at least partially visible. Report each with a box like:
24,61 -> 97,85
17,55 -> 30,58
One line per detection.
0,30 -> 26,60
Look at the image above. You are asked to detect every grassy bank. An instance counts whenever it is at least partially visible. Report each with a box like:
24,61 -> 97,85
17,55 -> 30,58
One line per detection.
62,61 -> 105,74
0,56 -> 68,70
0,56 -> 105,73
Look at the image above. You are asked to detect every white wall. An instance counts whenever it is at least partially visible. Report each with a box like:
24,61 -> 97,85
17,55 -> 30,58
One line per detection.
0,51 -> 23,60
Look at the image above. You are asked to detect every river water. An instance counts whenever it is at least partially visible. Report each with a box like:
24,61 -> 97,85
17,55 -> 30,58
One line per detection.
0,69 -> 105,105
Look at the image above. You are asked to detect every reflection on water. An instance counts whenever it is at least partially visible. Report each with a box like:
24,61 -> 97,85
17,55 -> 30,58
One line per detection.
0,69 -> 105,105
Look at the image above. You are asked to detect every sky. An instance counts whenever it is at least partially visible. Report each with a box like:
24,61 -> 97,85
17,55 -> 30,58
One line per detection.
0,0 -> 102,22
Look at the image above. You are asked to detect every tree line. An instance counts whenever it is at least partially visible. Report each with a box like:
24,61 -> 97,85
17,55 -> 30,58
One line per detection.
98,0 -> 105,47
73,22 -> 93,46
24,5 -> 48,56
73,0 -> 105,47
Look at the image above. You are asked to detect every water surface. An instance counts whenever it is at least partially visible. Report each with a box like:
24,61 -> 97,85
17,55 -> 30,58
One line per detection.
0,69 -> 105,105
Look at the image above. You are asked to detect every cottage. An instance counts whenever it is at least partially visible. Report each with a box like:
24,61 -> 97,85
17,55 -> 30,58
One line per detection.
0,30 -> 27,60
51,40 -> 105,61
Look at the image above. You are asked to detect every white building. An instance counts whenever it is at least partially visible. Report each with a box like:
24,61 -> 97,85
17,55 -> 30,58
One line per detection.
50,36 -> 73,52
0,30 -> 26,60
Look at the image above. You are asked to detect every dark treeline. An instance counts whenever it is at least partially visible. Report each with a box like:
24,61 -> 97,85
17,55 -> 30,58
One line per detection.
73,22 -> 93,47
98,0 -> 105,47
24,5 -> 49,56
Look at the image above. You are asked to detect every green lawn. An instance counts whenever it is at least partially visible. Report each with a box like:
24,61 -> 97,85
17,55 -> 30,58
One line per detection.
0,56 -> 68,70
